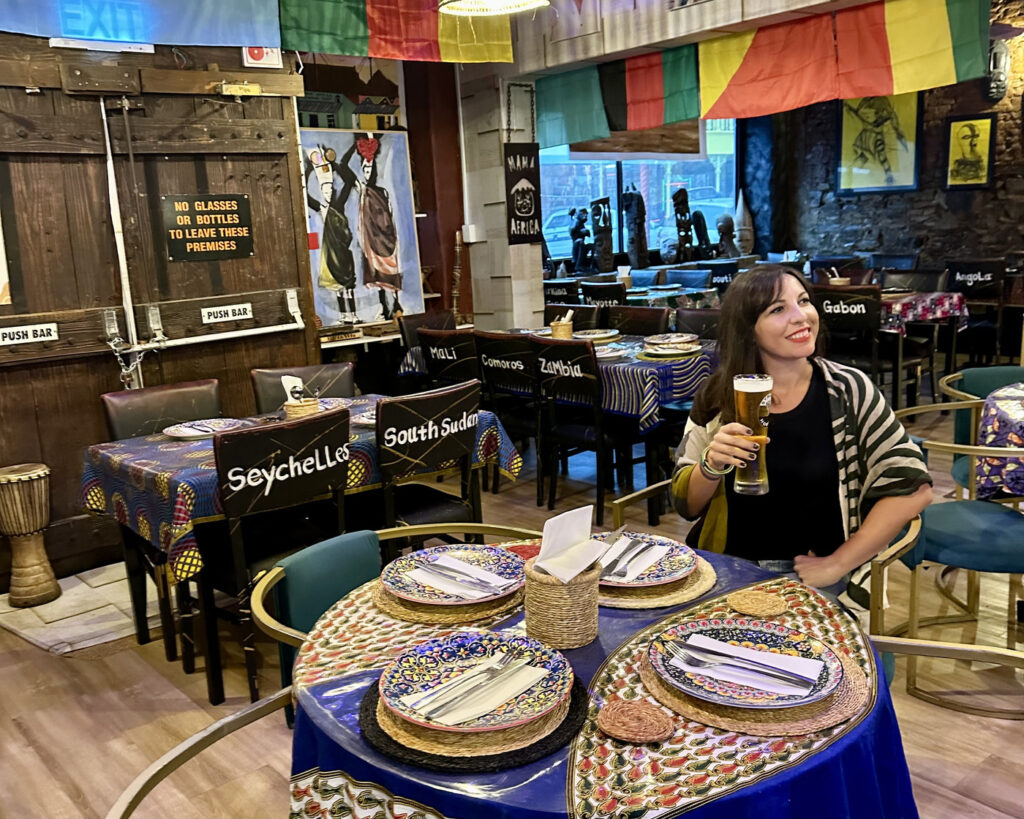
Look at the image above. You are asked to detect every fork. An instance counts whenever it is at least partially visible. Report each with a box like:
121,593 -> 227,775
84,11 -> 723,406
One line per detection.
410,651 -> 515,714
603,542 -> 651,580
664,643 -> 814,689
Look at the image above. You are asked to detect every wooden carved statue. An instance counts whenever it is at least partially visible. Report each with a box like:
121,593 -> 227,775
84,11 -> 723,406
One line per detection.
716,214 -> 741,258
671,187 -> 694,264
691,210 -> 716,261
590,197 -> 614,272
569,207 -> 593,273
622,185 -> 649,270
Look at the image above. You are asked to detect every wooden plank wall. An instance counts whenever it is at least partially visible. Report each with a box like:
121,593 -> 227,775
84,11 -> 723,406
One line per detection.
0,35 -> 316,590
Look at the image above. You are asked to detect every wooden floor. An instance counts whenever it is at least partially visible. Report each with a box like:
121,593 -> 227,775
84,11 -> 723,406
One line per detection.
2,411 -> 1023,818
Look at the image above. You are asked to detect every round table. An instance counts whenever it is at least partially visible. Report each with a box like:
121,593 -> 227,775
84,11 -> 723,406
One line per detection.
290,550 -> 918,819
977,382 -> 1024,497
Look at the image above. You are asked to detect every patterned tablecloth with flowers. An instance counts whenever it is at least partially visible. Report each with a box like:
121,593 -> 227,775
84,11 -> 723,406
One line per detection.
289,548 -> 917,819
880,290 -> 968,334
977,382 -> 1024,498
79,396 -> 521,582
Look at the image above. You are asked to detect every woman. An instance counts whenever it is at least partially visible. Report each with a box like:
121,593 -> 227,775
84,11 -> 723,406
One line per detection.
672,265 -> 932,600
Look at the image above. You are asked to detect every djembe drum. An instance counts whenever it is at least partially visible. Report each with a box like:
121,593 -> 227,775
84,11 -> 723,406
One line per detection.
0,463 -> 61,607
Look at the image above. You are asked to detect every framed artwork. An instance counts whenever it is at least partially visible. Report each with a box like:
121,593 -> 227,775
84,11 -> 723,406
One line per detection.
945,114 -> 996,189
301,128 -> 424,326
837,92 -> 920,194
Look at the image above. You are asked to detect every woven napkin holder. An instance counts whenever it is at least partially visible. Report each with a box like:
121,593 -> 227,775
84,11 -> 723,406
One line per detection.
283,397 -> 320,419
550,320 -> 573,339
524,557 -> 599,649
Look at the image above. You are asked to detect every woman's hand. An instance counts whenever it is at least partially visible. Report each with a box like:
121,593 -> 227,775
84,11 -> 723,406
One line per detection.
793,552 -> 847,588
705,423 -> 766,471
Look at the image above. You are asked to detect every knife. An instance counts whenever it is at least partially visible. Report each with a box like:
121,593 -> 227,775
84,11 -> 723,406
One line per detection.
413,560 -> 504,593
407,655 -> 505,711
425,657 -> 534,718
668,641 -> 819,685
601,538 -> 645,578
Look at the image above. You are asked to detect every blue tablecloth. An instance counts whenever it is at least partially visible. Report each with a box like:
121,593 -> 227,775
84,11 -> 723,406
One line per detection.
289,551 -> 918,819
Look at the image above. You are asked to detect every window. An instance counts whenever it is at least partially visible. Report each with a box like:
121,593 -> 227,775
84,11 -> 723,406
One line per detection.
539,120 -> 737,262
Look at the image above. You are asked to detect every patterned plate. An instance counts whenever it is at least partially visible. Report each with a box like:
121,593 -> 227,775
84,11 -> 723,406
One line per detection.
647,333 -> 698,346
648,618 -> 844,709
626,287 -> 650,295
379,629 -> 574,733
595,347 -> 627,361
381,543 -> 525,606
650,284 -> 683,290
351,411 -> 377,425
530,327 -> 553,336
318,397 -> 353,410
643,343 -> 702,357
593,531 -> 698,587
162,418 -> 248,439
573,329 -> 620,341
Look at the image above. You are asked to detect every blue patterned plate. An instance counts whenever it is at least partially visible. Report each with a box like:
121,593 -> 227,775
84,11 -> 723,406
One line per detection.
647,333 -> 698,346
594,531 -> 697,587
351,411 -> 376,425
381,544 -> 525,606
318,397 -> 353,410
162,418 -> 248,439
378,630 -> 574,732
648,618 -> 844,709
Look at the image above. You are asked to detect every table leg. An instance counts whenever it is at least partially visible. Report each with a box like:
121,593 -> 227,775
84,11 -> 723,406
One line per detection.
121,531 -> 150,645
177,581 -> 195,675
153,565 -> 178,663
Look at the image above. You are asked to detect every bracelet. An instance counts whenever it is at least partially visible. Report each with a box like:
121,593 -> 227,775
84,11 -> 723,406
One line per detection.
699,445 -> 734,478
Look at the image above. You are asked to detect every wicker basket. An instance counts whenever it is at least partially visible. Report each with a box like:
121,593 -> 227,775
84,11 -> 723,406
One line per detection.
524,557 -> 599,649
550,320 -> 573,339
283,397 -> 320,419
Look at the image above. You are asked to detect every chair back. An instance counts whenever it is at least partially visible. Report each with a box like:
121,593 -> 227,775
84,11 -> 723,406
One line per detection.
101,379 -> 221,440
214,408 -> 350,519
810,255 -> 867,277
397,310 -> 456,348
880,268 -> 949,292
578,273 -> 618,283
250,363 -> 355,414
543,279 -> 580,305
533,337 -> 600,405
544,303 -> 599,329
674,308 -> 720,339
705,260 -> 739,293
944,259 -> 1005,301
629,269 -> 664,287
812,285 -> 881,331
579,281 -> 626,307
605,305 -> 671,336
665,268 -> 711,288
418,328 -> 479,385
474,330 -> 538,398
871,252 -> 919,271
376,380 -> 481,483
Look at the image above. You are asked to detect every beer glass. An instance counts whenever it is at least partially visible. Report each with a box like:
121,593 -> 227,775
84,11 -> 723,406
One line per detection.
732,374 -> 772,495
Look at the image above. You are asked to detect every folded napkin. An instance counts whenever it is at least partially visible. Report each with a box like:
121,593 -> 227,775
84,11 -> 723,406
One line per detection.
407,554 -> 515,600
668,634 -> 824,697
281,375 -> 304,403
599,537 -> 668,583
534,506 -> 613,583
399,659 -> 549,726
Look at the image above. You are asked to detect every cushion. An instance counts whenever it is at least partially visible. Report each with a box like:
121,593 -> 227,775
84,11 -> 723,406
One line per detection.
913,501 -> 1024,573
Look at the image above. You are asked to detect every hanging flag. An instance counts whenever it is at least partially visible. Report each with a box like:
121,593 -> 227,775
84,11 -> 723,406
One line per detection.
835,0 -> 990,98
699,15 -> 839,119
279,0 -> 513,63
536,66 -> 610,148
597,45 -> 699,132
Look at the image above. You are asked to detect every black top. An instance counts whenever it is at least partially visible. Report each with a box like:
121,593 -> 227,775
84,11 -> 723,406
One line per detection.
725,363 -> 845,561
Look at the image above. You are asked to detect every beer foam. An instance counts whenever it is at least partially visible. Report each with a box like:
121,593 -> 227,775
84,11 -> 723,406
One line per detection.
733,376 -> 773,392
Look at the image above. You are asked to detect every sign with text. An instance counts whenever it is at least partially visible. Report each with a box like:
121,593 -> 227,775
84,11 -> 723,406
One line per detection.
160,194 -> 254,262
504,143 -> 542,245
0,322 -> 58,345
201,303 -> 253,324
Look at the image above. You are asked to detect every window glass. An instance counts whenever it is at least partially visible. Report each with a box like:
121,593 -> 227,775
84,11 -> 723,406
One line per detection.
538,144 -> 618,261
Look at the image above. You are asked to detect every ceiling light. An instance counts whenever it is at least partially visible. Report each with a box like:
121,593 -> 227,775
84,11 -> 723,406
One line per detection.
438,0 -> 550,16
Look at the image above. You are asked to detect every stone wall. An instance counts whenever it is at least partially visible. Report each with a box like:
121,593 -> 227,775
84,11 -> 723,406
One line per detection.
780,2 -> 1024,265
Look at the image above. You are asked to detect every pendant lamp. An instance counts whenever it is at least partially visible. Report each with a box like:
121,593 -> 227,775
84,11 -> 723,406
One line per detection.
438,0 -> 549,16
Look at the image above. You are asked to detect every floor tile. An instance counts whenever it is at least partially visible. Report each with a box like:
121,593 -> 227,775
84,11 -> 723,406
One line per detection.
0,604 -> 135,654
77,563 -> 129,588
30,577 -> 110,624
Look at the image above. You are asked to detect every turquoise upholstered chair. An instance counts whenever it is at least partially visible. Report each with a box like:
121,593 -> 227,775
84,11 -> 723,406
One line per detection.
883,400 -> 1024,718
629,269 -> 664,287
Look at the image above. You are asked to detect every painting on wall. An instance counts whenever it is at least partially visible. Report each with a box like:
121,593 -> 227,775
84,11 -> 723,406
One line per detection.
837,92 -> 920,194
301,128 -> 424,326
945,114 -> 996,189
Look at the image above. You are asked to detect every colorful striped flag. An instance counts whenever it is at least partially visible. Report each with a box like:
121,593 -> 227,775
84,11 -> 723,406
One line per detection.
280,0 -> 513,63
598,45 -> 699,132
835,0 -> 989,98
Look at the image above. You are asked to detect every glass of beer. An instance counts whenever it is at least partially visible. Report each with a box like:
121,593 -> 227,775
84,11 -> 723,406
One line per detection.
733,374 -> 772,495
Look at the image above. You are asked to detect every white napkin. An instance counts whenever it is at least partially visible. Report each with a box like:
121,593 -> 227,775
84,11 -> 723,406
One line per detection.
668,634 -> 824,696
410,663 -> 550,726
406,554 -> 515,600
281,375 -> 304,403
534,506 -> 613,583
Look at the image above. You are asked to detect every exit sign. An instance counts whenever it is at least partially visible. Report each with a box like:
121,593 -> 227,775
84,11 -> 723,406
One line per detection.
58,0 -> 150,44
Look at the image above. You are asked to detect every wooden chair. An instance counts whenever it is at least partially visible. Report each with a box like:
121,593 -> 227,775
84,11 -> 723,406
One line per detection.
674,307 -> 720,339
605,305 -> 671,336
810,255 -> 871,283
417,327 -> 479,386
579,280 -> 626,307
543,278 -> 580,305
100,379 -> 222,664
704,260 -> 739,294
945,258 -> 1006,365
397,309 -> 456,349
544,303 -> 599,329
375,381 -> 484,560
250,363 -> 355,414
870,252 -> 920,270
879,268 -> 949,292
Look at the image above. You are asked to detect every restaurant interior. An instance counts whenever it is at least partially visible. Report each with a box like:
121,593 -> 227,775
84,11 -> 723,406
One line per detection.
0,0 -> 1022,817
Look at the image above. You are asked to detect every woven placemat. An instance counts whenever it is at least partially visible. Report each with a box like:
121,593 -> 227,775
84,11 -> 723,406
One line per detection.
371,580 -> 524,625
726,589 -> 789,617
598,556 -> 717,609
360,678 -> 589,773
596,699 -> 674,743
637,651 -> 868,737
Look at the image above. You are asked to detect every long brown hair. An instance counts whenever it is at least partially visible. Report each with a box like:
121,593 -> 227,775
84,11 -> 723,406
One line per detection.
699,265 -> 826,423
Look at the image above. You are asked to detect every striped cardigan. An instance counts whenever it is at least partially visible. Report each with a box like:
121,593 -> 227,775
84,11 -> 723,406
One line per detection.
672,358 -> 932,554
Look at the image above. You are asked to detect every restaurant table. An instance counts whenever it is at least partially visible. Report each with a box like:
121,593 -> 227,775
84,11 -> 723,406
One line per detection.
80,396 -> 522,583
290,548 -> 918,819
881,290 -> 969,375
976,382 -> 1024,498
626,286 -> 721,309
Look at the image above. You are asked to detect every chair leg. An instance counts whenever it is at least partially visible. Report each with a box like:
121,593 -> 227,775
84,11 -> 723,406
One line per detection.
595,448 -> 607,527
198,572 -> 225,706
547,444 -> 559,511
177,581 -> 195,675
153,567 -> 178,663
491,462 -> 500,495
238,584 -> 260,704
905,564 -> 921,692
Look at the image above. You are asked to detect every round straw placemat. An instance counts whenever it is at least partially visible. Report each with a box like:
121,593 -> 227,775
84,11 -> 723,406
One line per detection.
596,699 -> 674,743
360,678 -> 589,773
524,558 -> 600,649
598,556 -> 717,609
726,589 -> 789,617
371,581 -> 523,625
637,651 -> 868,737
